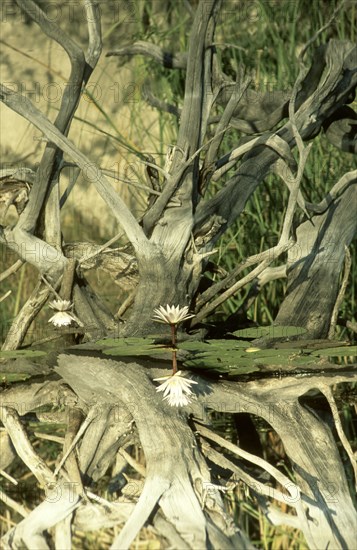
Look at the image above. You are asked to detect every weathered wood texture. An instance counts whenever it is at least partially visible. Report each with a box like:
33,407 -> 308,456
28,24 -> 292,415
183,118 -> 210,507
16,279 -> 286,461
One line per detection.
1,355 -> 356,549
276,173 -> 356,337
1,0 -> 356,343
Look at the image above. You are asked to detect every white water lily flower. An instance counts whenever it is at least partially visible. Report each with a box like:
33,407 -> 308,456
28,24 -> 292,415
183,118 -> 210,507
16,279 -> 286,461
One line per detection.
152,304 -> 195,325
154,370 -> 198,407
49,299 -> 72,312
48,311 -> 76,327
48,299 -> 76,327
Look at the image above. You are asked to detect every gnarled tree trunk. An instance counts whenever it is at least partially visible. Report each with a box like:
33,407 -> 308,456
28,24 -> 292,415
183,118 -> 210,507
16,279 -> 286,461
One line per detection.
276,174 -> 356,338
1,354 -> 356,549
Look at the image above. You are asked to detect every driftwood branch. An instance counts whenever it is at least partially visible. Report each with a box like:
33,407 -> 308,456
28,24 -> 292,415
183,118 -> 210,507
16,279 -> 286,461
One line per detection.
0,0 -> 104,348
1,351 -> 356,548
205,370 -> 357,550
1,4 -> 356,546
201,75 -> 252,194
141,0 -> 222,236
0,85 -> 148,253
275,175 -> 356,338
194,40 -> 357,237
14,0 -> 93,233
106,41 -> 188,69
1,278 -> 59,350
193,99 -> 309,323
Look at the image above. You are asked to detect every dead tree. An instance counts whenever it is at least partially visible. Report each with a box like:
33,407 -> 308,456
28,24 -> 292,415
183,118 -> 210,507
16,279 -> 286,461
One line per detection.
0,1 -> 356,548
0,0 -> 355,343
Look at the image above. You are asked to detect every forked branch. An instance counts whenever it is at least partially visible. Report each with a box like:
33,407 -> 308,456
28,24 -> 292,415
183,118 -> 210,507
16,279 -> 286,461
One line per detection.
0,85 -> 148,253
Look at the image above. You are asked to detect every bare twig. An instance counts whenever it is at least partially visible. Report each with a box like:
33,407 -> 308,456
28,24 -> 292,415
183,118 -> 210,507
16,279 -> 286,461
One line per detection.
84,0 -> 102,68
0,488 -> 29,518
192,240 -> 293,325
194,156 -> 301,319
101,168 -> 163,196
141,85 -> 180,118
0,469 -> 18,485
106,41 -> 187,69
204,75 -> 251,170
118,448 -> 146,477
1,280 -> 52,350
40,275 -> 62,301
305,169 -> 357,214
14,0 -> 88,232
200,439 -> 299,508
318,384 -> 357,489
299,0 -> 348,61
77,231 -> 125,267
54,404 -> 102,478
61,407 -> 86,496
0,290 -> 12,304
195,241 -> 292,314
34,433 -> 65,445
0,260 -> 24,283
0,406 -> 56,486
194,422 -> 303,512
193,82 -> 310,323
115,291 -> 136,319
142,126 -> 232,234
212,133 -> 296,181
142,1 -> 223,234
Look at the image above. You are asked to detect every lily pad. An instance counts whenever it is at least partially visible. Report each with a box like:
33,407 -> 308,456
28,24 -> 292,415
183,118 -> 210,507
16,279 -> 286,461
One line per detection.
252,354 -> 315,367
99,337 -> 168,357
96,336 -> 155,347
312,346 -> 357,357
180,336 -> 321,375
247,348 -> 294,359
0,349 -> 46,359
94,335 -> 354,375
181,340 -> 259,374
233,326 -> 307,339
0,372 -> 32,383
179,339 -> 248,352
183,356 -> 258,375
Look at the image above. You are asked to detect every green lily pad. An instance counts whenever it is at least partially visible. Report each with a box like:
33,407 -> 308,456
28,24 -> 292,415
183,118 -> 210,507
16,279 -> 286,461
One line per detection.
312,346 -> 357,357
100,337 -> 167,357
247,348 -> 294,359
94,335 -> 354,375
180,336 -> 321,374
286,356 -> 318,367
96,336 -> 155,348
252,354 -> 314,367
0,349 -> 46,359
183,356 -> 258,375
233,326 -> 307,339
0,372 -> 32,383
179,339 -> 249,352
181,341 -> 259,374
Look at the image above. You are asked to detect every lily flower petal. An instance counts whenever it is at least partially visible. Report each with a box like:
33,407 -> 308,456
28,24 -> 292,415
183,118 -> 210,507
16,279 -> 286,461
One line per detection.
48,311 -> 75,327
49,299 -> 73,312
152,304 -> 195,325
154,371 -> 198,407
